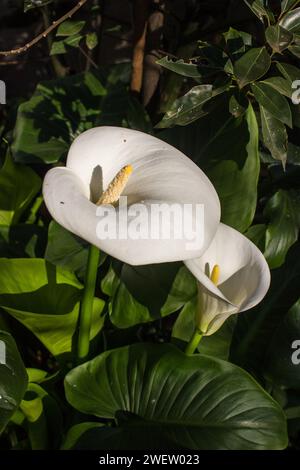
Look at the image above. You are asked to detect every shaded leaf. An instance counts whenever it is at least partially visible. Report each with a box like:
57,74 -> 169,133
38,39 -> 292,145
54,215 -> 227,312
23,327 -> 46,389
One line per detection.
0,154 -> 41,225
280,7 -> 300,32
86,32 -> 98,51
156,84 -> 228,128
11,66 -> 134,164
263,299 -> 300,387
252,82 -> 292,128
103,262 -> 197,328
265,25 -> 293,52
157,57 -> 203,78
234,47 -> 271,88
261,77 -> 292,98
161,101 -> 260,232
0,331 -> 28,434
281,0 -> 300,14
231,243 -> 300,378
260,105 -> 288,165
264,190 -> 300,268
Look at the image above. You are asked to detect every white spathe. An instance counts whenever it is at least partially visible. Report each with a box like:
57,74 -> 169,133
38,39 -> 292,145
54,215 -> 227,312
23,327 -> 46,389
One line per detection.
184,223 -> 271,335
43,127 -> 220,265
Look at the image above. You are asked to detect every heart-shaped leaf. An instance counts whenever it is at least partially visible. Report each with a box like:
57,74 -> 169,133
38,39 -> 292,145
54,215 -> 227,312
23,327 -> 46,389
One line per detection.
0,259 -> 105,356
65,343 -> 288,450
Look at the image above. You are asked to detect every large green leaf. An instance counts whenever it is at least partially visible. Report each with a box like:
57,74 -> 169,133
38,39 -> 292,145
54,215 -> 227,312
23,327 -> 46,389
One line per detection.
11,66 -> 135,164
260,105 -> 288,166
103,262 -> 197,328
264,190 -> 300,268
234,47 -> 271,88
252,82 -> 292,128
11,73 -> 104,164
280,7 -> 300,32
0,154 -> 41,225
0,331 -> 28,434
65,343 -> 288,450
160,101 -> 260,232
0,259 -> 105,356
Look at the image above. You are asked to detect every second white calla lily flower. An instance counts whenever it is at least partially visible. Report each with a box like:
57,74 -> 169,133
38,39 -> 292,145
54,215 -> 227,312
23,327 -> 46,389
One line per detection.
43,127 -> 220,265
184,223 -> 271,336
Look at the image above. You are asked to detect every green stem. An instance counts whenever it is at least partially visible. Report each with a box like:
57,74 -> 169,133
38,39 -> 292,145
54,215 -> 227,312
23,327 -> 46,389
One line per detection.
77,244 -> 100,363
185,328 -> 203,355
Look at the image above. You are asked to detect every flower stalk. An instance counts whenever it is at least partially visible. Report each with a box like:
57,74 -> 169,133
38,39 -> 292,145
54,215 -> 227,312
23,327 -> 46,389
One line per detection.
185,328 -> 203,355
76,244 -> 100,364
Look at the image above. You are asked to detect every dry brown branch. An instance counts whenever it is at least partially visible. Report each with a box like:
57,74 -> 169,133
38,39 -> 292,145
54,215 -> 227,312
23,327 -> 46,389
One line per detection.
0,0 -> 88,57
130,0 -> 151,94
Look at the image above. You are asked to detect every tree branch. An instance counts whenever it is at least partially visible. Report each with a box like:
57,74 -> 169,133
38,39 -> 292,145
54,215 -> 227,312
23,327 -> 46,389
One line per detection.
130,0 -> 151,95
0,0 -> 88,57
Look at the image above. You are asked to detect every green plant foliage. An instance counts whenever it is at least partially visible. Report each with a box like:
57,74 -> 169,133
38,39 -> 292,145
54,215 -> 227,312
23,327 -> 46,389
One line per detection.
251,82 -> 292,127
161,102 -> 260,232
234,47 -> 271,88
280,7 -> 300,32
0,259 -> 105,356
0,154 -> 41,225
65,343 -> 288,450
2,0 -> 300,452
0,331 -> 28,434
157,57 -> 204,78
45,221 -> 107,279
102,262 -> 197,328
231,243 -> 300,377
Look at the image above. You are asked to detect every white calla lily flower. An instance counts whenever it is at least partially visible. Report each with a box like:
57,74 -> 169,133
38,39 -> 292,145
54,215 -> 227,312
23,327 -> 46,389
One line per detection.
43,127 -> 220,265
184,223 -> 271,336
